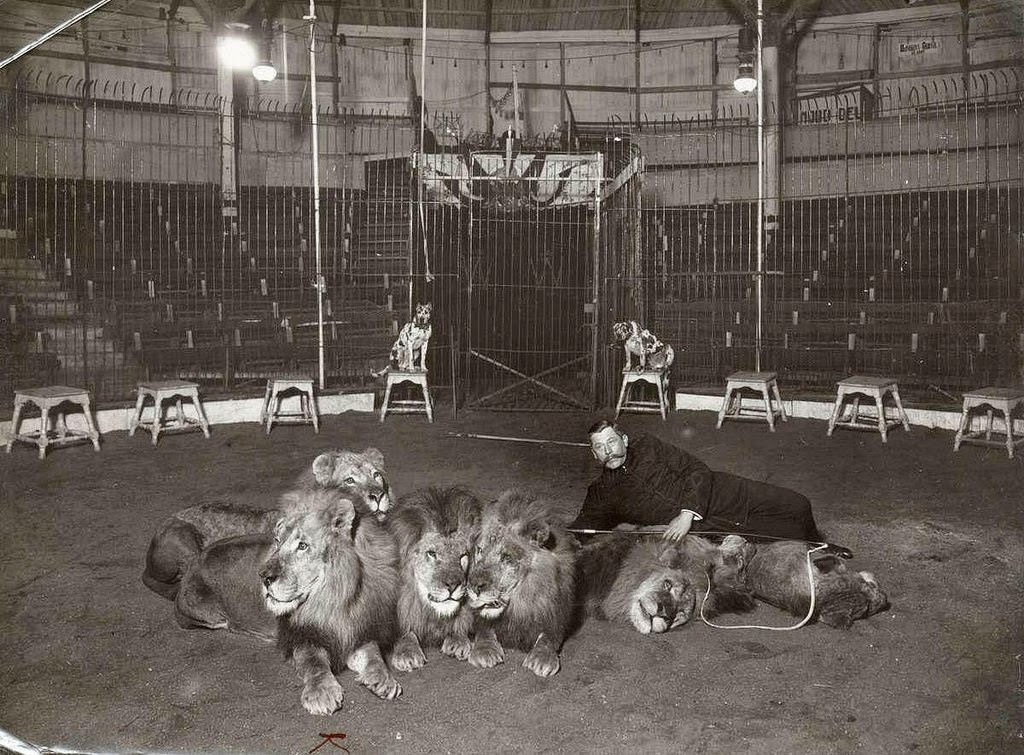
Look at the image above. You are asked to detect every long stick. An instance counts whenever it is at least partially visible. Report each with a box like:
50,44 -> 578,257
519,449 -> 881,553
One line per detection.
444,431 -> 589,447
568,526 -> 852,557
0,0 -> 115,70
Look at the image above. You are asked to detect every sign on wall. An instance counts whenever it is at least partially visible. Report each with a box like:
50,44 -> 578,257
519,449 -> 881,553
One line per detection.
897,39 -> 940,57
795,84 -> 876,126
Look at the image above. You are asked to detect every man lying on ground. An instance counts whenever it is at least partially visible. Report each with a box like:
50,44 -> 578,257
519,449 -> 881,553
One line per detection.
571,420 -> 824,544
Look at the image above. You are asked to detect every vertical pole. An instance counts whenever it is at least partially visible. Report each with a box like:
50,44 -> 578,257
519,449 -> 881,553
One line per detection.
634,0 -> 641,132
512,65 -> 520,136
420,0 -> 427,156
81,22 -> 91,387
559,42 -> 566,129
485,0 -> 493,136
755,0 -> 764,373
590,152 -> 603,408
308,0 -> 325,389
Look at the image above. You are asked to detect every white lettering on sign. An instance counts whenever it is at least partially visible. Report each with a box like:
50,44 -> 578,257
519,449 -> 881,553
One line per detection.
796,84 -> 874,126
799,105 -> 862,125
898,40 -> 938,56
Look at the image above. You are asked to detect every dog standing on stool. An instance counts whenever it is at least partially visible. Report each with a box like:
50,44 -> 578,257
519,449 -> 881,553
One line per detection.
612,320 -> 675,371
373,302 -> 433,377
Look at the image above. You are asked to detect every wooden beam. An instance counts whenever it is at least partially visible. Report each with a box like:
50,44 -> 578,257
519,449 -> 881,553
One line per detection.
491,80 -> 734,94
334,23 -> 484,42
329,3 -> 485,17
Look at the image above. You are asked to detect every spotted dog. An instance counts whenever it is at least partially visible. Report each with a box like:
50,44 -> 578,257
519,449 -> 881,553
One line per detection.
373,302 -> 433,377
612,320 -> 675,371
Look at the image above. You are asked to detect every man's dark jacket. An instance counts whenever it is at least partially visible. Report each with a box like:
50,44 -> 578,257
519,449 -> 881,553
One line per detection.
570,433 -> 721,529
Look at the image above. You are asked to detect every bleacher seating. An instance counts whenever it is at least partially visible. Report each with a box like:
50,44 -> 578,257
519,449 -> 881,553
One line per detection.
649,186 -> 1022,396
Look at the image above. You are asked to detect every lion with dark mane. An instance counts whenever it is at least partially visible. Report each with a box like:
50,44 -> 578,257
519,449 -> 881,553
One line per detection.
576,533 -> 755,634
172,487 -> 402,714
142,447 -> 392,600
387,486 -> 483,671
722,536 -> 890,629
465,489 -> 577,678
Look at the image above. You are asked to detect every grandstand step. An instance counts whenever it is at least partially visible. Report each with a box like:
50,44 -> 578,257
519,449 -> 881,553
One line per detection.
23,300 -> 80,318
0,255 -> 46,273
0,278 -> 68,296
0,267 -> 49,282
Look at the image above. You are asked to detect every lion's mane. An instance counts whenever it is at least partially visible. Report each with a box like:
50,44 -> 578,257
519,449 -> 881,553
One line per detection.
576,534 -> 754,634
387,486 -> 482,668
466,489 -> 577,676
269,489 -> 401,661
175,488 -> 402,713
143,447 -> 392,600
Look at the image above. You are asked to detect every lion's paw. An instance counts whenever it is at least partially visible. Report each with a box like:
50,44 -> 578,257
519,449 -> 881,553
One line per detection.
468,638 -> 505,669
363,670 -> 403,700
301,675 -> 345,715
523,646 -> 560,678
441,635 -> 473,661
390,636 -> 427,672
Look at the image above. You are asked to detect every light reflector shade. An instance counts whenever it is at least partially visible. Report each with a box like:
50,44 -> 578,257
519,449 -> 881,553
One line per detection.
734,62 -> 756,93
252,61 -> 277,81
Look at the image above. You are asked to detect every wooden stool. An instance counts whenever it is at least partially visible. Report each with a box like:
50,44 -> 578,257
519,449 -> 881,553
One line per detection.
827,375 -> 910,443
129,380 -> 211,446
717,371 -> 786,432
615,368 -> 670,420
953,387 -> 1024,458
261,375 -> 320,434
380,370 -> 433,423
6,386 -> 101,459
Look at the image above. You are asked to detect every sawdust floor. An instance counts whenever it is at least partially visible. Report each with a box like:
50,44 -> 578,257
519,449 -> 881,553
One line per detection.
1,406 -> 1022,754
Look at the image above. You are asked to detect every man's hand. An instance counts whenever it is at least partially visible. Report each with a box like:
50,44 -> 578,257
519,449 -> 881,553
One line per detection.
662,511 -> 695,542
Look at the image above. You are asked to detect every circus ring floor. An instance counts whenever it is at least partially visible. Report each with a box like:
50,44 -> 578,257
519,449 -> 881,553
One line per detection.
1,406 -> 1022,754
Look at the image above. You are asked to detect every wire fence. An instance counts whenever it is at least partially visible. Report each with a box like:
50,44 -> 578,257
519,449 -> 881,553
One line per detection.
1,70 -> 1021,415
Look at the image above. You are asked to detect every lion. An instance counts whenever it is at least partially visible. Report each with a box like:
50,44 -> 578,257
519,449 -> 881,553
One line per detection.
465,489 -> 577,678
173,488 -> 402,715
722,536 -> 890,629
142,447 -> 392,600
576,533 -> 755,634
386,486 -> 483,672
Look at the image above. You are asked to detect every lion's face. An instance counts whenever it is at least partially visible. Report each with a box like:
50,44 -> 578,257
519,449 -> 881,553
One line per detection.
411,530 -> 473,618
311,448 -> 392,521
259,501 -> 355,616
467,528 -> 541,621
628,568 -> 696,634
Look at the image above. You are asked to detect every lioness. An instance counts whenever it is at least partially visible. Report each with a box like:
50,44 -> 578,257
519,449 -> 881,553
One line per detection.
466,489 -> 577,678
143,447 -> 392,600
174,488 -> 402,715
724,536 -> 890,629
387,486 -> 483,671
576,534 -> 755,634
